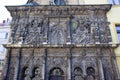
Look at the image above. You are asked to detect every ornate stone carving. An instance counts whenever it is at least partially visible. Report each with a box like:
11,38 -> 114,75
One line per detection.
73,67 -> 84,80
49,19 -> 67,44
24,16 -> 44,45
32,68 -> 41,80
47,57 -> 67,71
24,68 -> 31,80
72,17 -> 94,44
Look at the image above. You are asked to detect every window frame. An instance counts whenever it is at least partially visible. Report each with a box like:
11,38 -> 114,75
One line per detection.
115,24 -> 120,43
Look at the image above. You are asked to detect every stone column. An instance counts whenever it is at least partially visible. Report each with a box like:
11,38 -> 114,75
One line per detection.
99,59 -> 104,80
14,48 -> 22,80
44,48 -> 47,80
97,49 -> 104,80
69,48 -> 72,80
42,60 -> 45,80
82,60 -> 86,77
111,49 -> 120,80
68,55 -> 71,80
2,48 -> 11,80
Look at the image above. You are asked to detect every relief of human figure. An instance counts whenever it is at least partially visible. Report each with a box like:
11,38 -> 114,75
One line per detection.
51,27 -> 64,44
32,68 -> 40,80
74,67 -> 84,80
73,27 -> 89,44
24,68 -> 31,80
86,75 -> 95,80
86,67 -> 95,80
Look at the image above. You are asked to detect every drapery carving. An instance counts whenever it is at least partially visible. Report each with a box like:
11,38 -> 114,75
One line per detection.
49,19 -> 67,44
72,17 -> 94,44
24,16 -> 44,45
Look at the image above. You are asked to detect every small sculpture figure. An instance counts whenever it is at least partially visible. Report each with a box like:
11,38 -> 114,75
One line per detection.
24,68 -> 31,80
32,68 -> 40,80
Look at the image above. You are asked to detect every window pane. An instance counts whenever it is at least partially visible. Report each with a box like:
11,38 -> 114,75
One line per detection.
5,33 -> 8,39
118,33 -> 120,43
0,32 -> 6,39
116,26 -> 120,31
116,25 -> 120,43
109,0 -> 120,4
114,0 -> 120,4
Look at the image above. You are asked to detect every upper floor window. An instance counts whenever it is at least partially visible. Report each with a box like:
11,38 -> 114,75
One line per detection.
0,32 -> 8,39
50,0 -> 66,5
116,25 -> 120,43
109,0 -> 120,5
5,33 -> 8,39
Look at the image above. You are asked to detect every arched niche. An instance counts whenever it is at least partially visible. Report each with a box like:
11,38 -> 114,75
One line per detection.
73,67 -> 84,80
49,67 -> 64,80
86,67 -> 95,80
21,67 -> 31,80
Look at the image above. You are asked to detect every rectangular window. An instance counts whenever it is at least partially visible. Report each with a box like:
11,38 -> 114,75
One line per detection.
109,0 -> 120,5
0,32 -> 8,39
5,33 -> 8,39
116,25 -> 120,43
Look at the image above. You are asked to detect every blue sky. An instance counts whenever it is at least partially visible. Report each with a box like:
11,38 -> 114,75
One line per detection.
0,0 -> 28,22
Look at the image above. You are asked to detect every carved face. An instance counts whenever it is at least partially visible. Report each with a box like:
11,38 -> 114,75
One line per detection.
25,68 -> 29,75
34,68 -> 40,75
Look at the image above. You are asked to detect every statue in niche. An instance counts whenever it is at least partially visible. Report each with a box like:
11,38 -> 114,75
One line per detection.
49,68 -> 64,80
32,68 -> 40,80
73,67 -> 84,80
86,67 -> 95,80
24,68 -> 31,80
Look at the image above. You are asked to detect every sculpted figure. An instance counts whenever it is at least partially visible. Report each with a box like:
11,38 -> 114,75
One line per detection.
32,68 -> 40,80
74,67 -> 84,80
24,68 -> 31,80
86,67 -> 95,80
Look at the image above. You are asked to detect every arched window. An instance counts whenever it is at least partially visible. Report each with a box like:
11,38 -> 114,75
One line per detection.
86,67 -> 95,80
50,0 -> 65,5
54,0 -> 65,5
49,67 -> 64,80
73,67 -> 83,80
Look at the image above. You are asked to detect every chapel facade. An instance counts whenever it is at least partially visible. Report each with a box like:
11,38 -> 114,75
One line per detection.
1,0 -> 120,80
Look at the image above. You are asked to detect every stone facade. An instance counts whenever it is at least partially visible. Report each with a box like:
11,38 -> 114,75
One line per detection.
1,2 -> 120,80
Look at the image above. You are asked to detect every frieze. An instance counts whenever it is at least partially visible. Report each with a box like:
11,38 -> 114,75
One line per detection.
7,5 -> 112,45
6,5 -> 111,17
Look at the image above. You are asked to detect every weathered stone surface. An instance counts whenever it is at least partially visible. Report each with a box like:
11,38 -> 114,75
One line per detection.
1,4 -> 120,80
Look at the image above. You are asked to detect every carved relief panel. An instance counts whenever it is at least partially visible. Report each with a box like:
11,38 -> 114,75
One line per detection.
49,18 -> 67,44
47,57 -> 67,72
71,16 -> 94,44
